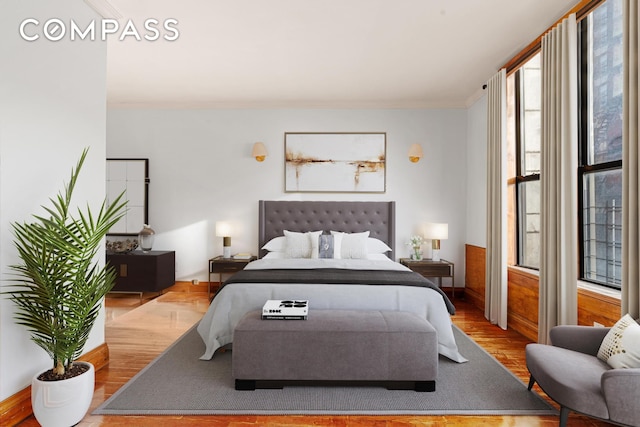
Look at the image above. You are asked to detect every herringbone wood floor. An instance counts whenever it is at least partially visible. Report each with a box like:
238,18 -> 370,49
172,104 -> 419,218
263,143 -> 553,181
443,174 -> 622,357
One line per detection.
18,292 -> 615,426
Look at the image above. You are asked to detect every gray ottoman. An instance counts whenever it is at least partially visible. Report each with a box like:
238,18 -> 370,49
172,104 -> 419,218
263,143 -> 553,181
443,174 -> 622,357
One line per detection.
232,309 -> 438,392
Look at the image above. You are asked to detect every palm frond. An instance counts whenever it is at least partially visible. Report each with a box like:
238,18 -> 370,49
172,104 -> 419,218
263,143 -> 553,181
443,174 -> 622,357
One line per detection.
2,148 -> 126,376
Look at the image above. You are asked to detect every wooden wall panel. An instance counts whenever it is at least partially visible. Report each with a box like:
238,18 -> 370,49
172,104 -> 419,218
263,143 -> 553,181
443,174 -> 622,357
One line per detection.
464,244 -> 485,310
464,244 -> 621,341
507,268 -> 539,341
578,287 -> 621,327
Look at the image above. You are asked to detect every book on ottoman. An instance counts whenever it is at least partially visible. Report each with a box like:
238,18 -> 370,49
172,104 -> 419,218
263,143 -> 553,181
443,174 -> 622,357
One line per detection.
262,300 -> 308,320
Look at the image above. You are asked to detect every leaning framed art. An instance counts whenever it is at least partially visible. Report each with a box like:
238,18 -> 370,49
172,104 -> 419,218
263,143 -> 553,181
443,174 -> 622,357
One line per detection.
284,132 -> 386,193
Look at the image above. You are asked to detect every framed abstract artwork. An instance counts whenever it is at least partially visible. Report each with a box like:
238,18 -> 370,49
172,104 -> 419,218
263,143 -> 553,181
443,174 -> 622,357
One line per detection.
284,132 -> 386,193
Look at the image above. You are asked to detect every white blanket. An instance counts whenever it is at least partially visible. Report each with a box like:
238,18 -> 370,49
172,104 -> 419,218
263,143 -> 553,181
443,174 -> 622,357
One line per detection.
197,258 -> 467,363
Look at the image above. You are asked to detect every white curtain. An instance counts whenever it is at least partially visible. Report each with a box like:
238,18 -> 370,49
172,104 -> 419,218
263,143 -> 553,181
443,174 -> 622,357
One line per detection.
485,69 -> 508,330
622,0 -> 640,318
538,14 -> 578,344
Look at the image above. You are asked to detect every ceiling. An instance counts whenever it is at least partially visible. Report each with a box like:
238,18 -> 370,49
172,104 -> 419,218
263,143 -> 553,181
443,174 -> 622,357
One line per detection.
102,0 -> 578,109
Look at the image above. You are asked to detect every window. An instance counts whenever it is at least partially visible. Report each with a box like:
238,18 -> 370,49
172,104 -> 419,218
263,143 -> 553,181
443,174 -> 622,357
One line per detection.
578,0 -> 623,289
507,0 -> 623,290
508,54 -> 541,269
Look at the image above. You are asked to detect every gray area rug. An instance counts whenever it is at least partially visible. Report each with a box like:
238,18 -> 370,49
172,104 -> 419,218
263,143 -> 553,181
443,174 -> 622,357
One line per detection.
94,324 -> 556,416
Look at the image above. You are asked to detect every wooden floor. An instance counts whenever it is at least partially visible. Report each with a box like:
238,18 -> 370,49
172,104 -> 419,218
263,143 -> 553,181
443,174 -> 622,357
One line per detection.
17,292 -> 615,427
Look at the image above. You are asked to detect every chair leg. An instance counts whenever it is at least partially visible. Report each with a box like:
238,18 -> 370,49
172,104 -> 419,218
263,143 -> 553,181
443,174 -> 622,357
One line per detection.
559,406 -> 570,427
527,375 -> 536,391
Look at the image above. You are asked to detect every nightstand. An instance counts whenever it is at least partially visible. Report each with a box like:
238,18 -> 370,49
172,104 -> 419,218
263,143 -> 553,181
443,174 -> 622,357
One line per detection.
107,250 -> 176,297
208,255 -> 257,298
399,258 -> 455,300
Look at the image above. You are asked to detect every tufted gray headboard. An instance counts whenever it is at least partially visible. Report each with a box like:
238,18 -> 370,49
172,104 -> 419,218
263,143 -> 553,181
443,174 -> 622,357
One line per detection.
258,200 -> 395,259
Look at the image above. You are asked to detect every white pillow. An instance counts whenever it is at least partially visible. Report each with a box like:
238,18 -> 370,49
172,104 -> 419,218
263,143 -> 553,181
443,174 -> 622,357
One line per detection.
332,233 -> 343,259
262,251 -> 285,259
597,314 -> 640,369
310,232 -> 321,259
330,231 -> 369,259
284,230 -> 322,258
264,233 -> 390,254
261,236 -> 286,252
367,253 -> 392,261
367,237 -> 392,254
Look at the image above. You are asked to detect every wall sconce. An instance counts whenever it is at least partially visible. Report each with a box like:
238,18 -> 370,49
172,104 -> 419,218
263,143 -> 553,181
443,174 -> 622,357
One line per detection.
408,143 -> 423,163
215,221 -> 232,258
252,142 -> 267,162
424,223 -> 448,261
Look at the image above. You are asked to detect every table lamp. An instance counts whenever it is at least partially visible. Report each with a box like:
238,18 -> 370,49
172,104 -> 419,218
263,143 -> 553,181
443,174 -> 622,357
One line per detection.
215,221 -> 232,258
424,223 -> 448,261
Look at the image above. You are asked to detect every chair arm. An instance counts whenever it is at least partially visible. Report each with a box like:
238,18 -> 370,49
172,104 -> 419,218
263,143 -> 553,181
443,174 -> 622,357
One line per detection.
602,368 -> 640,426
549,325 -> 610,356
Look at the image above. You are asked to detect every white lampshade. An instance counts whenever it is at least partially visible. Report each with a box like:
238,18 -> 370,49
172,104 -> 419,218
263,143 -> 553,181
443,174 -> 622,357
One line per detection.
252,142 -> 267,162
215,221 -> 232,237
408,143 -> 423,163
424,223 -> 448,261
423,223 -> 448,240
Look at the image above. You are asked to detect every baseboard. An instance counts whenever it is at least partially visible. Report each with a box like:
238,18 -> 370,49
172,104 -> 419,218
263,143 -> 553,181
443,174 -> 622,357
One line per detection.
441,287 -> 463,301
0,343 -> 109,427
463,287 -> 484,312
165,281 -> 215,294
79,342 -> 110,371
0,386 -> 31,427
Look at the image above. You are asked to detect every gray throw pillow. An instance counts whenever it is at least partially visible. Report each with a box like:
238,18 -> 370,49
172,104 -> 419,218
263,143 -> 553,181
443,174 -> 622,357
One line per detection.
318,235 -> 334,259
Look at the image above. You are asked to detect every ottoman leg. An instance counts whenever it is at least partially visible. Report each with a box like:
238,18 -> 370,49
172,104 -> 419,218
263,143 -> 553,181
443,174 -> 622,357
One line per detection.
235,379 -> 256,391
414,381 -> 436,392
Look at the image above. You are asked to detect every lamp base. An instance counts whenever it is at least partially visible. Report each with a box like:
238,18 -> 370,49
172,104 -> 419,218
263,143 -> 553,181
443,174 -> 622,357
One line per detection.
430,239 -> 442,261
223,246 -> 231,259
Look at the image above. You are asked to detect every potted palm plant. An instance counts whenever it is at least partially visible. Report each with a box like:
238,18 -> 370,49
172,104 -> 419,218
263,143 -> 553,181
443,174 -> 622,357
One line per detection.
5,148 -> 126,427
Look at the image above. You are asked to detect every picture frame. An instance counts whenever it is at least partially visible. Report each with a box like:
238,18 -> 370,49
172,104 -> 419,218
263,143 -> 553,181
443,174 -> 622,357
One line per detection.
284,132 -> 386,193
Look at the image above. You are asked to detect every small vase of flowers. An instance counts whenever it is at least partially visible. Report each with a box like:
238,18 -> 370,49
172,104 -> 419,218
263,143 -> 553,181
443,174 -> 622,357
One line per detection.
407,235 -> 423,260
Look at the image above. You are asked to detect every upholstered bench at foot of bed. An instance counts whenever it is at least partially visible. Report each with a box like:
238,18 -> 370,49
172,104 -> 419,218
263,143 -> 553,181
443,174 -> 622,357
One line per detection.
232,309 -> 438,392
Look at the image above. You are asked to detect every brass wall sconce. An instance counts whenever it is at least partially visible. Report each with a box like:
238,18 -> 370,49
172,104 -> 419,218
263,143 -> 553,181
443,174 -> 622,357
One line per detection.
408,143 -> 423,163
252,142 -> 267,162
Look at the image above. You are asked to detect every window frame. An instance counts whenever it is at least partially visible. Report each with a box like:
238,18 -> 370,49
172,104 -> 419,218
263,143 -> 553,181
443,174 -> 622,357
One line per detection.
513,60 -> 541,271
576,5 -> 623,290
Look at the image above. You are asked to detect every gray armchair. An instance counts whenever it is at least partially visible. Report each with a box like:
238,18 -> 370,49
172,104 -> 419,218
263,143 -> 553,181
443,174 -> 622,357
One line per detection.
526,325 -> 640,427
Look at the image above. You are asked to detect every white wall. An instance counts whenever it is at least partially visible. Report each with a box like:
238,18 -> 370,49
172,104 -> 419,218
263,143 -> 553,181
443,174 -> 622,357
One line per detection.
0,0 -> 107,400
107,108 -> 468,286
465,94 -> 488,248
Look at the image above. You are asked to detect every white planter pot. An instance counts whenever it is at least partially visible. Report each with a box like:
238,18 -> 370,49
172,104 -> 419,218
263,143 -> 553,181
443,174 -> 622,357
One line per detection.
31,361 -> 95,427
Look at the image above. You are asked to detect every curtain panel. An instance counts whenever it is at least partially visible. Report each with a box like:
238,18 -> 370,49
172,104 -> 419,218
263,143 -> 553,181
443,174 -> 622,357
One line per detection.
485,69 -> 508,330
538,14 -> 578,344
622,0 -> 640,318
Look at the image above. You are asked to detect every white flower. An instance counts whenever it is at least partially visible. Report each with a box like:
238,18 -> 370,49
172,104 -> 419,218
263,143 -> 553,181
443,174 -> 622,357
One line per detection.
407,235 -> 423,247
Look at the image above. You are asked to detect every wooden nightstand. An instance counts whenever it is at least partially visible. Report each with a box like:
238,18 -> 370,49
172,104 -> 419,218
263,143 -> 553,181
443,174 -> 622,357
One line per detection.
208,255 -> 257,298
107,250 -> 176,298
399,258 -> 455,300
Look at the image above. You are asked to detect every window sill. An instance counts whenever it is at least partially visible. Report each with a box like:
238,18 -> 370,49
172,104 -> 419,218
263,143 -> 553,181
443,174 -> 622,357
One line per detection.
508,265 -> 539,277
577,280 -> 621,301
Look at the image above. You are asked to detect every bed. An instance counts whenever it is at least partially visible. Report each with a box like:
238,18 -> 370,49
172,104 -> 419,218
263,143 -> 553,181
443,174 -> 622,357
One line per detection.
197,200 -> 467,363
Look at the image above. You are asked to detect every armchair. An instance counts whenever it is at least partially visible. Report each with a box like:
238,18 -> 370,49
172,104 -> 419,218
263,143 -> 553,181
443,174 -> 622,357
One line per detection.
526,324 -> 640,427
